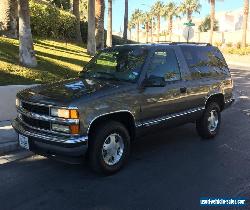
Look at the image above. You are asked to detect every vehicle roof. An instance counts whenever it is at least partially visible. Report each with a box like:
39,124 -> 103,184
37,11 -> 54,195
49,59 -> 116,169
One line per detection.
111,42 -> 213,51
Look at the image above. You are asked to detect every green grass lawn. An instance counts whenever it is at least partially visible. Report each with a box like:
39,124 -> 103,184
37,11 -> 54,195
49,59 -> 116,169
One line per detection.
0,37 -> 91,85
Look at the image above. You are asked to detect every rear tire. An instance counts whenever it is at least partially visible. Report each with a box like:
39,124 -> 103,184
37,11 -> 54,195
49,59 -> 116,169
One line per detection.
88,121 -> 130,175
196,102 -> 221,139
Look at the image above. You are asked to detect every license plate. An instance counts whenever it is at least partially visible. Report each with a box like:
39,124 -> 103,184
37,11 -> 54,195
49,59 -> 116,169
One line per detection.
19,134 -> 29,150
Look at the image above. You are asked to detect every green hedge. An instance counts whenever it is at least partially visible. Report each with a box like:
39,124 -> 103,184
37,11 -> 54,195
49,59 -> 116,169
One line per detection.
30,0 -> 76,40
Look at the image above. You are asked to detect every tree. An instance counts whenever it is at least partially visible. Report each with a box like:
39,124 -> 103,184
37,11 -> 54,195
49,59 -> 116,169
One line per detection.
80,0 -> 88,21
87,0 -> 96,55
73,0 -> 82,42
127,21 -> 134,40
141,12 -> 152,43
198,16 -> 218,32
123,0 -> 128,42
0,0 -> 18,38
106,0 -> 112,47
151,1 -> 164,42
162,2 -> 180,41
46,0 -> 71,10
179,0 -> 201,21
131,9 -> 143,42
19,0 -> 37,67
95,0 -> 105,49
208,0 -> 220,44
242,0 -> 249,48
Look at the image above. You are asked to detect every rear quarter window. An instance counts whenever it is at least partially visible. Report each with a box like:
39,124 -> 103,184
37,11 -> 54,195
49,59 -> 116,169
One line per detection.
180,46 -> 230,79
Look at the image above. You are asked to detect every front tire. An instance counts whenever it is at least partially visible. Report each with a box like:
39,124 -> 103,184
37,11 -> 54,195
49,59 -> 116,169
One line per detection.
88,121 -> 130,175
196,102 -> 221,139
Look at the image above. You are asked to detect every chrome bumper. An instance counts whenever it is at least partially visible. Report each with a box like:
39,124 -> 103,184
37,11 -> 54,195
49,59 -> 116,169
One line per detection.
12,118 -> 88,160
12,118 -> 88,144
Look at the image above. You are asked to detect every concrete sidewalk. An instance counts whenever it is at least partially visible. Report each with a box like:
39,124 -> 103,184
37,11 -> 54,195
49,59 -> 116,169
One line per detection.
0,120 -> 18,155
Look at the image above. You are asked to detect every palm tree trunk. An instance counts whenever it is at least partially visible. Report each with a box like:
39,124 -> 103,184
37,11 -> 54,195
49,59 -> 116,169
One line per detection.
151,18 -> 153,42
87,0 -> 96,55
106,0 -> 112,47
242,0 -> 249,48
136,21 -> 139,42
10,0 -> 18,38
123,0 -> 128,42
209,0 -> 215,44
73,0 -> 82,43
168,16 -> 173,41
157,15 -> 160,42
95,0 -> 105,49
187,10 -> 192,21
0,0 -> 18,38
146,22 -> 149,43
18,0 -> 37,67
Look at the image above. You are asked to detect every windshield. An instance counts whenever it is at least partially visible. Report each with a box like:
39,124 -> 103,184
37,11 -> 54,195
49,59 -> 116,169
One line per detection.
80,48 -> 148,83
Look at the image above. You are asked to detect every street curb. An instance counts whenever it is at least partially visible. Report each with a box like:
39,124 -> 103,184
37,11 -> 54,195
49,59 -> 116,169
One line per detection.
228,62 -> 250,69
0,141 -> 19,155
0,150 -> 33,165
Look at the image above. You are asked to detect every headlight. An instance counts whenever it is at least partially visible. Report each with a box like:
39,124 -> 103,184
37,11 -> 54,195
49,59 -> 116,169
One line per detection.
52,123 -> 80,134
50,108 -> 79,119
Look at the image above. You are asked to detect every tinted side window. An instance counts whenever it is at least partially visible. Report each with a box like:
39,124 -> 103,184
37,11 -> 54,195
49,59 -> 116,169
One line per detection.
147,49 -> 181,82
181,46 -> 229,79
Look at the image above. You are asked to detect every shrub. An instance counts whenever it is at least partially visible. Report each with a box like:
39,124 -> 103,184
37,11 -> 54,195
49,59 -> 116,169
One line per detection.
214,41 -> 222,47
30,0 -> 76,40
198,16 -> 219,32
223,47 -> 250,55
236,42 -> 241,49
226,42 -> 232,47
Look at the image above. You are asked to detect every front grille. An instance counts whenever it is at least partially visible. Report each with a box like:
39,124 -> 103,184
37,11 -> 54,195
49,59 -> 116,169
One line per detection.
21,102 -> 50,115
22,115 -> 50,130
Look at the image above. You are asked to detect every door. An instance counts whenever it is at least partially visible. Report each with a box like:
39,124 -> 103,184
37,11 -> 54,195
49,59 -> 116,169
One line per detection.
139,48 -> 189,126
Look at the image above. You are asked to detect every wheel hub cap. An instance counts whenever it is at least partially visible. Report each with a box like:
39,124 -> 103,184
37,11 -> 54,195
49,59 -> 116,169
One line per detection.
102,133 -> 124,166
208,110 -> 219,132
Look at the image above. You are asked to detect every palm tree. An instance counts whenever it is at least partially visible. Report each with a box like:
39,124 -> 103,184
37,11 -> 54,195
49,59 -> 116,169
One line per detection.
73,0 -> 82,42
106,0 -> 112,47
179,0 -> 201,21
162,2 -> 180,41
242,0 -> 249,48
123,0 -> 128,42
208,0 -> 216,44
87,0 -> 96,55
95,0 -> 105,49
0,0 -> 18,38
127,21 -> 135,40
150,1 -> 164,42
131,9 -> 143,42
142,12 -> 152,43
19,0 -> 37,67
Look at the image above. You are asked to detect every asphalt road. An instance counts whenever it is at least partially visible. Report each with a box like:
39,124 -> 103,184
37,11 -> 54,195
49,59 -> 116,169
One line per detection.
0,66 -> 250,210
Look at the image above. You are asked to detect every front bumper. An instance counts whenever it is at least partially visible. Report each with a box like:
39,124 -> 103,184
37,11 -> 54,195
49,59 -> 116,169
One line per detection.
224,98 -> 235,109
12,118 -> 88,163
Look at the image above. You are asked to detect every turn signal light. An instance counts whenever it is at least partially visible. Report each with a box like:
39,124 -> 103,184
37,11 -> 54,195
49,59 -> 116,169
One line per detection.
70,124 -> 80,135
69,109 -> 79,119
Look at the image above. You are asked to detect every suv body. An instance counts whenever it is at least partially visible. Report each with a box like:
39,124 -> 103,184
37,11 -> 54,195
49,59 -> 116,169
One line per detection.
12,43 -> 234,174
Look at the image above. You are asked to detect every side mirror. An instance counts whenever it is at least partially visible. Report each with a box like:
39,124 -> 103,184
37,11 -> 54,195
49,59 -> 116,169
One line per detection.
142,76 -> 166,87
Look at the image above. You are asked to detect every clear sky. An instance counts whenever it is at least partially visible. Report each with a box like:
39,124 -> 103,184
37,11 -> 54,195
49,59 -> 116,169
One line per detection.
104,0 -> 244,32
